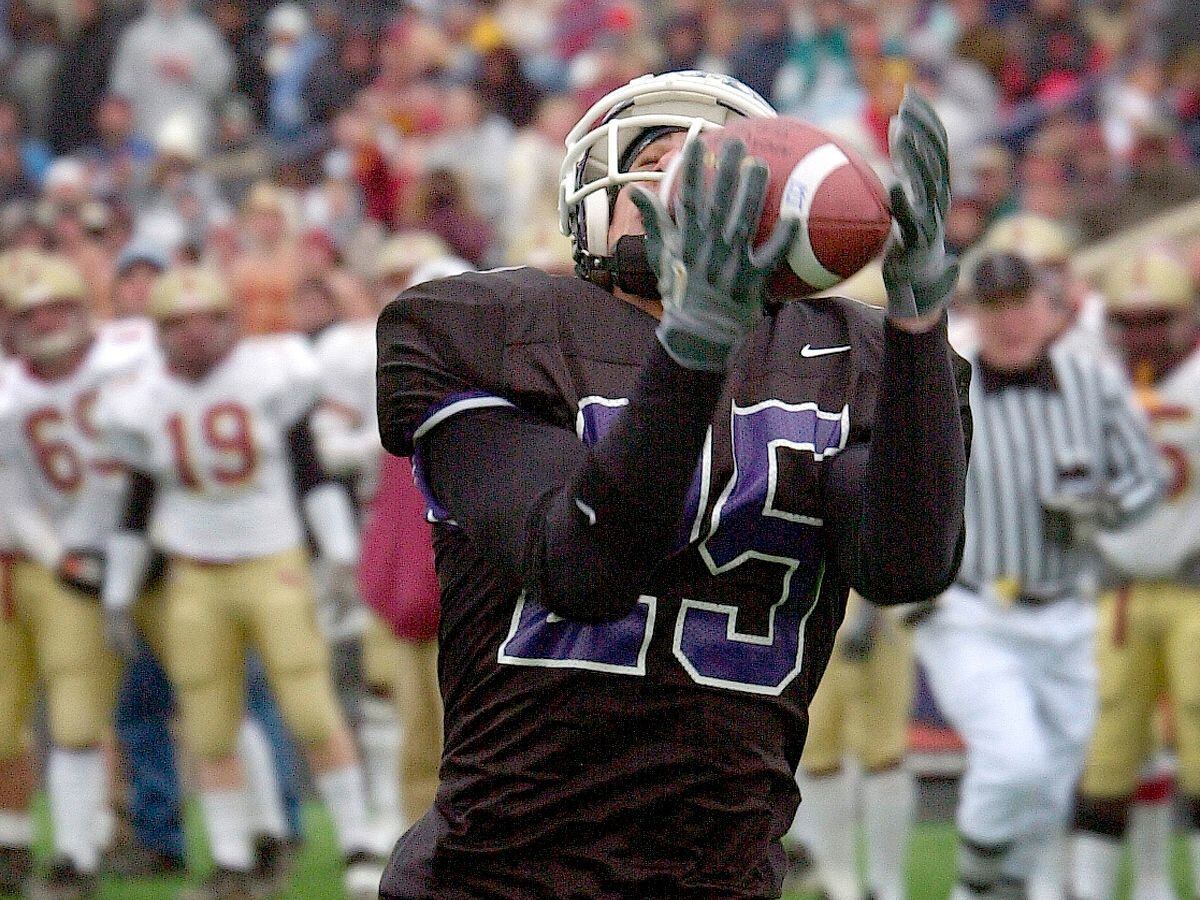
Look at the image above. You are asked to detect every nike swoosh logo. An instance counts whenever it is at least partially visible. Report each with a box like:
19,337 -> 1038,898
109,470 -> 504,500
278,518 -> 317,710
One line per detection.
800,344 -> 851,357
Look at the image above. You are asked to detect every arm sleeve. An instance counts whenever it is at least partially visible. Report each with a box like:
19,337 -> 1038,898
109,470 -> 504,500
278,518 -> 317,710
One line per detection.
822,316 -> 969,604
1097,362 -> 1166,523
419,341 -> 724,622
288,417 -> 360,566
103,470 -> 157,612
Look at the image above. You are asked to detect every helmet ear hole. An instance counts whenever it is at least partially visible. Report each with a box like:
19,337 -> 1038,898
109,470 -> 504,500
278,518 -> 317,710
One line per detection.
584,191 -> 610,258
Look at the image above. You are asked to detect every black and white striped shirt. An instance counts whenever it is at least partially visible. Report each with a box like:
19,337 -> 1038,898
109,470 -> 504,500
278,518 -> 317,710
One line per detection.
959,342 -> 1163,597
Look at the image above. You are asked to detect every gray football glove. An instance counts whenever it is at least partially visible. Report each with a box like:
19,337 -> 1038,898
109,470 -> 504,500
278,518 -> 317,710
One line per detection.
882,88 -> 959,320
631,137 -> 799,372
104,606 -> 139,661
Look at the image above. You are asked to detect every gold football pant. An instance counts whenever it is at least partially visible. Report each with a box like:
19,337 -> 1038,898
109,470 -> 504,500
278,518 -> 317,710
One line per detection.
802,597 -> 914,774
1081,582 -> 1200,798
0,558 -> 118,756
395,639 -> 442,824
162,547 -> 344,760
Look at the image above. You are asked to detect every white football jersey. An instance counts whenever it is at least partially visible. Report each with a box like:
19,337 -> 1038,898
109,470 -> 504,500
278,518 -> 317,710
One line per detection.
1098,347 -> 1200,579
0,327 -> 155,554
96,336 -> 321,562
310,321 -> 380,487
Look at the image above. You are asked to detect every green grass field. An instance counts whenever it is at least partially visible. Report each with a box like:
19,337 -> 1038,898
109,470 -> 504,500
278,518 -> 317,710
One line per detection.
5,803 -> 1195,898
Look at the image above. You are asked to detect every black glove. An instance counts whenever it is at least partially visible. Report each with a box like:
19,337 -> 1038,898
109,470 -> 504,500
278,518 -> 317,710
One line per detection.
631,137 -> 799,372
882,88 -> 959,321
57,550 -> 105,600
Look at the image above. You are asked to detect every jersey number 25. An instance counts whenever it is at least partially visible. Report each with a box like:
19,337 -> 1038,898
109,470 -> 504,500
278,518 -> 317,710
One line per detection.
498,397 -> 847,697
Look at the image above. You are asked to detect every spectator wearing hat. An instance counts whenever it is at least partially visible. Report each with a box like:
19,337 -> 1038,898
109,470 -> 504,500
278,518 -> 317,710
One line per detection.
135,113 -> 230,250
264,4 -> 326,144
111,239 -> 169,320
110,0 -> 235,151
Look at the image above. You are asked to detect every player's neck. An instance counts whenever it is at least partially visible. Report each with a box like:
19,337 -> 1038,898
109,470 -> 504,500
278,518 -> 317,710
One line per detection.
612,286 -> 663,321
168,344 -> 237,383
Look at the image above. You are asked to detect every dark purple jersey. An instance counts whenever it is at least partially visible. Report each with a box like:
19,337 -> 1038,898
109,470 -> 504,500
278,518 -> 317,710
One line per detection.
376,266 -> 969,898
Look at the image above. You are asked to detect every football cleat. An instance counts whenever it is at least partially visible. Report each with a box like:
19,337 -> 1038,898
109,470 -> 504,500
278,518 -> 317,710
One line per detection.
0,844 -> 32,895
27,859 -> 98,900
343,849 -> 386,900
178,866 -> 257,900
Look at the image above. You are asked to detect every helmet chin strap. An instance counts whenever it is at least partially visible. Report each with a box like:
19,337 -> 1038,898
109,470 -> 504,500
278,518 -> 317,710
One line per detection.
607,234 -> 660,301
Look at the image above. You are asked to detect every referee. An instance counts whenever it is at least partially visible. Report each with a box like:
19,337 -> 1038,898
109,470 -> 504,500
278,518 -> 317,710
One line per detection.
915,251 -> 1164,899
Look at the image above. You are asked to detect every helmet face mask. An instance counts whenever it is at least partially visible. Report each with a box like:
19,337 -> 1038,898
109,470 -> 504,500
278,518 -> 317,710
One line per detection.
558,71 -> 776,275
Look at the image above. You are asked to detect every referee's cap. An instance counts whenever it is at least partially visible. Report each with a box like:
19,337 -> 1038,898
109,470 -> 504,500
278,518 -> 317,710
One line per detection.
968,251 -> 1041,306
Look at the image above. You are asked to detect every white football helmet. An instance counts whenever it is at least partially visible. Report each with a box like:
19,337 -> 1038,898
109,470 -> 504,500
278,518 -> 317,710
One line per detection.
558,70 -> 776,277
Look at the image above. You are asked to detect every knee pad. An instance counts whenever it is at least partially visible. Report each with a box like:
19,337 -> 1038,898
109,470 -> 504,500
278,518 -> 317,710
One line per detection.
275,671 -> 341,746
177,675 -> 243,759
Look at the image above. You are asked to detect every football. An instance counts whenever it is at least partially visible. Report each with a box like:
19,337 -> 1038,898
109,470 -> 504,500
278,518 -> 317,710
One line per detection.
662,116 -> 893,298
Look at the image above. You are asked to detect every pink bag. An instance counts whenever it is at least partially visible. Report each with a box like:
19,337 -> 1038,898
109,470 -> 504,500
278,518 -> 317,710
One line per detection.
358,453 -> 440,642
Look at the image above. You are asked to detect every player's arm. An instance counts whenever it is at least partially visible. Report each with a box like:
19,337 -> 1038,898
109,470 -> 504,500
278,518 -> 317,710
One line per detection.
380,139 -> 796,623
289,416 -> 360,568
1096,361 -> 1165,526
822,90 -> 969,605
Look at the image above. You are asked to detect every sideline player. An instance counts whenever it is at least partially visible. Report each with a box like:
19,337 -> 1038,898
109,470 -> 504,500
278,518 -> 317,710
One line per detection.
915,250 -> 1163,899
97,268 -> 383,898
0,254 -> 150,895
790,592 -> 915,900
377,72 -> 969,898
1072,246 -> 1200,900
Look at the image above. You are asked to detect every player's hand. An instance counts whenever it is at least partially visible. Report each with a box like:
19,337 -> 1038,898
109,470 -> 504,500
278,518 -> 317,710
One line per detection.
56,550 -> 105,600
104,607 -> 140,661
631,137 -> 799,372
838,602 -> 883,662
1042,490 -> 1119,546
314,559 -> 368,643
882,88 -> 959,323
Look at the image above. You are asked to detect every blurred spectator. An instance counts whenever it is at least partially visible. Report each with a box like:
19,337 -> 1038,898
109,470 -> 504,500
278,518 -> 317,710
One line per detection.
1078,117 -> 1200,240
727,0 -> 791,103
111,237 -> 169,318
6,10 -> 60,139
656,14 -> 709,75
46,0 -> 125,154
422,85 -> 514,238
504,93 -> 575,266
1100,56 -> 1170,160
0,96 -> 51,186
1001,0 -> 1104,106
228,179 -> 300,333
476,45 -> 543,128
302,149 -> 363,250
209,0 -> 268,122
305,25 -> 376,127
407,168 -> 491,268
79,95 -> 155,201
774,0 -> 855,120
263,3 -> 324,143
0,137 -> 34,204
110,0 -> 235,150
205,95 -> 272,206
135,113 -> 230,249
970,143 -> 1020,226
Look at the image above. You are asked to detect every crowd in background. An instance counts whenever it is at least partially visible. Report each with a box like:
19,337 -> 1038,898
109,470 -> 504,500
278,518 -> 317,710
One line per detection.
0,0 -> 1194,327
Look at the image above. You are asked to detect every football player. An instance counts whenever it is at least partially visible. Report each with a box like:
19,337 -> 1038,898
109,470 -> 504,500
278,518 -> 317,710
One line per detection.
789,592 -> 915,900
0,248 -> 36,896
305,234 -> 468,847
0,253 -> 152,896
1072,246 -> 1200,900
376,71 -> 968,898
97,268 -> 382,898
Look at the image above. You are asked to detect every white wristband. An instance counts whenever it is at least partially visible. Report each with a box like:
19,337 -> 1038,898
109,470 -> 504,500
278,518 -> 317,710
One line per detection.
103,530 -> 152,611
303,482 -> 360,567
